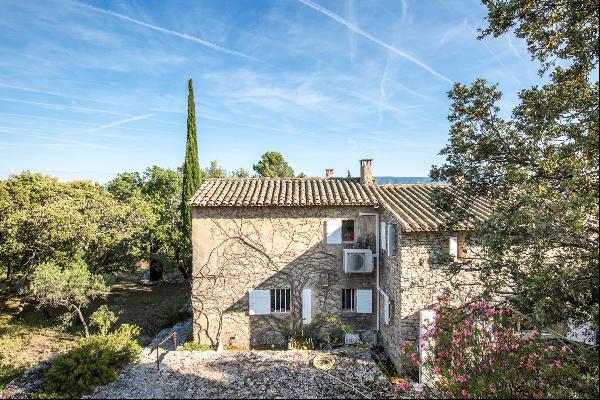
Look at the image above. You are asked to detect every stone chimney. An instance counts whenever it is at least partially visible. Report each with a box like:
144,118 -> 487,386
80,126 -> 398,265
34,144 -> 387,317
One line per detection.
359,159 -> 374,185
325,169 -> 334,178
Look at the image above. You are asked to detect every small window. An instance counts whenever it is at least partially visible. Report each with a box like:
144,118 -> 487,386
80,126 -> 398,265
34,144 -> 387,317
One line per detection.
270,289 -> 291,313
449,236 -> 458,259
342,220 -> 355,242
342,288 -> 356,311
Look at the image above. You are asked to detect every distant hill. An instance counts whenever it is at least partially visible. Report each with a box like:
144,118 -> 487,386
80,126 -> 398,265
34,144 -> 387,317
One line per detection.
374,176 -> 445,184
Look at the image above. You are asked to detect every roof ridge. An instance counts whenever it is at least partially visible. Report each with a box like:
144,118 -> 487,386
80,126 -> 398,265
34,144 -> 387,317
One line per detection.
201,177 -> 361,181
378,183 -> 449,187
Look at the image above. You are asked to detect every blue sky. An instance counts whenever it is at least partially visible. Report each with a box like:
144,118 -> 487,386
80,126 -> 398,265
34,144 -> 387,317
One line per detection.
0,0 -> 543,182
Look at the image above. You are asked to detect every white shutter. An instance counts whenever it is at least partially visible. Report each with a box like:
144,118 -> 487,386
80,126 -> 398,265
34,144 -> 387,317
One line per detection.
419,309 -> 436,384
383,292 -> 391,324
449,236 -> 458,259
387,224 -> 396,256
302,288 -> 312,324
380,221 -> 387,250
326,220 -> 342,244
249,289 -> 270,315
356,289 -> 372,314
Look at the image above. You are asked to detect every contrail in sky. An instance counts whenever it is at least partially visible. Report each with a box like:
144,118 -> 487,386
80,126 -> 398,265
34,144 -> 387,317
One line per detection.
70,1 -> 261,63
296,0 -> 455,84
0,97 -> 132,117
0,83 -> 118,106
0,130 -> 109,149
78,114 -> 154,133
0,97 -> 179,126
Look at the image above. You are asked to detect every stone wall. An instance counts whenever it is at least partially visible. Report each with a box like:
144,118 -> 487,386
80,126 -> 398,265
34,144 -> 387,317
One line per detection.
378,208 -> 482,370
191,206 -> 379,349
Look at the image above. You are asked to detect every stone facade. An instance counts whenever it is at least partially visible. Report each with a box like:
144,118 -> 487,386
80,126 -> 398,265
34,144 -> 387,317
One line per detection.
378,208 -> 482,370
191,206 -> 380,349
191,202 -> 482,371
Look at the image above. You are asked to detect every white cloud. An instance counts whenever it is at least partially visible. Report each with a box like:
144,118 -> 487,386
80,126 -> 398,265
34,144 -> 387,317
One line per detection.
70,1 -> 261,62
296,0 -> 454,84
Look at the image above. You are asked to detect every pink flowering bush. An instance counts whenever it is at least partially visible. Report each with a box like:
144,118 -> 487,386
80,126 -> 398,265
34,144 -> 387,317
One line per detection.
395,296 -> 598,399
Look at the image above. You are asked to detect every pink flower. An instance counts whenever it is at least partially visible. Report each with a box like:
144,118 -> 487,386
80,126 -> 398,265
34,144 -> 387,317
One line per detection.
395,379 -> 412,391
561,345 -> 571,353
485,308 -> 495,315
530,329 -> 538,336
457,375 -> 467,383
410,353 -> 418,362
489,387 -> 497,394
461,389 -> 469,397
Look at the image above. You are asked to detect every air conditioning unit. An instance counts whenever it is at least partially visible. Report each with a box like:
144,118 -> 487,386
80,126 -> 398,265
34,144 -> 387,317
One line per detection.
343,249 -> 374,273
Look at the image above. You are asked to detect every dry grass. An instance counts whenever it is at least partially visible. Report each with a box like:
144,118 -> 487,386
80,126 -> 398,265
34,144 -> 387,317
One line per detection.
0,274 -> 189,377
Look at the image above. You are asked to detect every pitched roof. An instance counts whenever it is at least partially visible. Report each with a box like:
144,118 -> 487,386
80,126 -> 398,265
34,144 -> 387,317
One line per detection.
190,178 -> 492,232
189,178 -> 380,207
375,184 -> 492,232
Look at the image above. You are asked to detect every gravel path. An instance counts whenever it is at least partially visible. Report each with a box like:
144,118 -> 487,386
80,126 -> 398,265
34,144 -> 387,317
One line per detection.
88,348 -> 392,399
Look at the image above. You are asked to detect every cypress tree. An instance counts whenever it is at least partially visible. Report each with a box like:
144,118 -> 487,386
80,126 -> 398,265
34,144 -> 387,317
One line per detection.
180,78 -> 201,270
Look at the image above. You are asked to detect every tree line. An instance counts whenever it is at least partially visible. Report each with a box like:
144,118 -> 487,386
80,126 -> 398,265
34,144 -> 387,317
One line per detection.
0,151 -> 300,282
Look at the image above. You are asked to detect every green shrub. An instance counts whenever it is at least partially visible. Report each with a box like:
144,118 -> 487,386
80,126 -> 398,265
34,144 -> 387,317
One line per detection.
161,303 -> 191,327
0,355 -> 25,390
90,305 -> 121,335
288,330 -> 314,350
326,316 -> 353,334
42,324 -> 141,398
180,342 -> 213,351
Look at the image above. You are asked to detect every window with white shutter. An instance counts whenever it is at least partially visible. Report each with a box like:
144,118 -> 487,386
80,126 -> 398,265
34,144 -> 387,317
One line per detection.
341,220 -> 355,242
326,220 -> 342,244
449,236 -> 458,259
356,289 -> 372,314
270,289 -> 291,313
249,290 -> 270,315
380,221 -> 387,250
341,288 -> 356,311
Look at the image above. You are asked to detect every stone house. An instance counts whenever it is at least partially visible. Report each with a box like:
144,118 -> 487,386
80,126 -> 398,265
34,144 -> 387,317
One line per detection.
189,159 -> 489,369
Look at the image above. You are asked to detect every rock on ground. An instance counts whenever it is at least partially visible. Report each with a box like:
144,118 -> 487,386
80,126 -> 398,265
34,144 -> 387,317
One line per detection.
143,318 -> 192,357
88,347 -> 392,399
0,356 -> 57,399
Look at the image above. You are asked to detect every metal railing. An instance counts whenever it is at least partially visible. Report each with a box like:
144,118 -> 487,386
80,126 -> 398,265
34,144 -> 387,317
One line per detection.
155,331 -> 177,371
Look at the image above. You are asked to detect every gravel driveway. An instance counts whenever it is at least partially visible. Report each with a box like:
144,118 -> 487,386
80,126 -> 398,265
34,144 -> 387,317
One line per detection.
87,348 -> 392,399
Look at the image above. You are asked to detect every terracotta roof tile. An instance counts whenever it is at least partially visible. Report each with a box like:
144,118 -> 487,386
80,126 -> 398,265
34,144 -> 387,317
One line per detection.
190,178 -> 491,232
374,184 -> 492,232
190,177 -> 379,207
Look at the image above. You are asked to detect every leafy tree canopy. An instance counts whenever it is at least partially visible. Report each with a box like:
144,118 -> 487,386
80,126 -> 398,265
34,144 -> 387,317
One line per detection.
30,259 -> 109,337
0,172 -> 151,279
106,166 -> 183,276
202,160 -> 252,179
253,151 -> 295,178
431,0 -> 599,331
